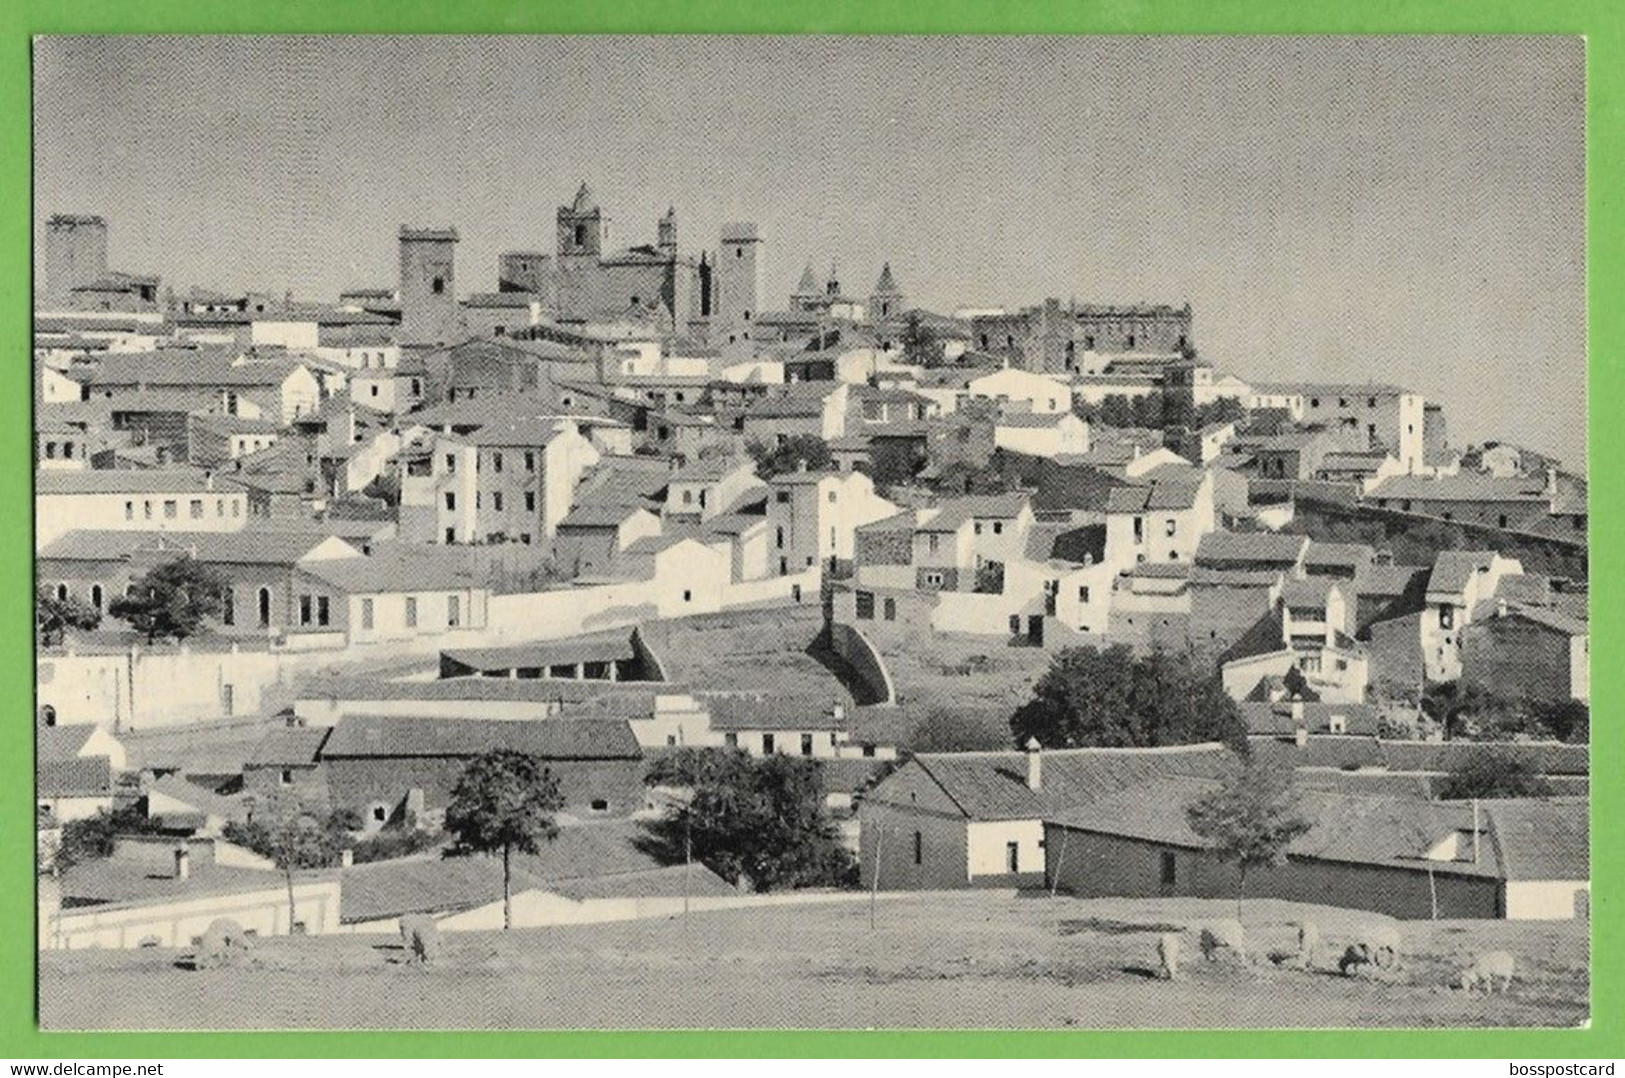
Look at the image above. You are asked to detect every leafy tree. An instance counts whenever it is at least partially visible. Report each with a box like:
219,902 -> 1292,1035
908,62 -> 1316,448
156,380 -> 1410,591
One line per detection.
747,435 -> 832,480
52,806 -> 165,872
1192,397 -> 1246,429
36,585 -> 100,646
1420,681 -> 1499,739
1186,759 -> 1313,918
108,557 -> 227,644
900,312 -> 942,368
1526,698 -> 1588,744
643,748 -> 855,892
973,560 -> 1005,595
1436,751 -> 1556,800
226,807 -> 354,932
443,750 -> 564,929
1011,645 -> 1248,752
361,471 -> 401,508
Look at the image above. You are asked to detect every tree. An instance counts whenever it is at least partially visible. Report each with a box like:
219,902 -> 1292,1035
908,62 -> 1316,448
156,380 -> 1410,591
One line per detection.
747,435 -> 832,480
1526,698 -> 1588,743
1420,681 -> 1499,739
642,748 -> 855,892
108,557 -> 227,644
900,312 -> 942,368
36,585 -> 100,646
52,806 -> 165,872
1186,759 -> 1313,918
973,560 -> 1005,595
1010,645 -> 1248,752
443,750 -> 564,929
1436,751 -> 1555,800
226,807 -> 353,932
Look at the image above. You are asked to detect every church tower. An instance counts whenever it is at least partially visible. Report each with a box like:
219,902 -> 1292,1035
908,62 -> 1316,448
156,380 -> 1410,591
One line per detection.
791,264 -> 820,311
869,262 -> 904,320
657,206 -> 677,258
556,182 -> 607,261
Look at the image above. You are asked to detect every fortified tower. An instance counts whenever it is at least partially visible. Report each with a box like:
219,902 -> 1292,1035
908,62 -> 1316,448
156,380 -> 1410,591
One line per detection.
712,222 -> 761,340
43,214 -> 109,307
398,225 -> 460,346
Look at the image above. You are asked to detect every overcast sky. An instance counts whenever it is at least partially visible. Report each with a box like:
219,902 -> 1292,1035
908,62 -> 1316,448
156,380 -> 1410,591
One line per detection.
33,36 -> 1586,467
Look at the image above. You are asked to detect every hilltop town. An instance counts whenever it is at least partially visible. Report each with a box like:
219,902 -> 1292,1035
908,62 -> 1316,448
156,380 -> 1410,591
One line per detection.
34,190 -> 1588,1027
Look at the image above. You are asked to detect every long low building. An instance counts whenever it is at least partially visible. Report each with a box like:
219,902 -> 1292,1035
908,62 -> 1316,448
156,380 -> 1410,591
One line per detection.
1042,780 -> 1588,921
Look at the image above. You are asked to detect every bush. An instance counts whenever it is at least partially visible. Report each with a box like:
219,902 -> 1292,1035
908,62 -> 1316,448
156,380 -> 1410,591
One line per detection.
350,827 -> 446,864
1436,751 -> 1555,800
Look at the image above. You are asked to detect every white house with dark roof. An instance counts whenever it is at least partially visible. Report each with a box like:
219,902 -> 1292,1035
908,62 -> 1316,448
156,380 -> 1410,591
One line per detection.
36,469 -> 249,549
1421,550 -> 1524,681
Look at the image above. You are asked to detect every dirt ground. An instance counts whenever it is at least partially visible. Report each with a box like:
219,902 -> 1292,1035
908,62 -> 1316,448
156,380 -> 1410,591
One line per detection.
39,891 -> 1588,1030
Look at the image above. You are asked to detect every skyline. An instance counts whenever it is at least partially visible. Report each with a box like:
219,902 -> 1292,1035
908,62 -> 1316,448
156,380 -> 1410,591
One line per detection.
33,35 -> 1586,466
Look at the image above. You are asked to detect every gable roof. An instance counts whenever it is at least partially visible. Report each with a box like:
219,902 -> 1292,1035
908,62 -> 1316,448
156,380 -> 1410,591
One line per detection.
243,726 -> 332,768
1195,531 -> 1309,567
320,714 -> 641,760
883,743 -> 1234,821
295,544 -> 483,594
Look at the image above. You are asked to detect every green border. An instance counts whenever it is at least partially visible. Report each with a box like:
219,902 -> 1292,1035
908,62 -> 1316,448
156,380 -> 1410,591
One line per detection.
3,0 -> 1615,1058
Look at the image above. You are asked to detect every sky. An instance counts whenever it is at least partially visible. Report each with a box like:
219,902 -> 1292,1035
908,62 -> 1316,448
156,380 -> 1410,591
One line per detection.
33,36 -> 1586,467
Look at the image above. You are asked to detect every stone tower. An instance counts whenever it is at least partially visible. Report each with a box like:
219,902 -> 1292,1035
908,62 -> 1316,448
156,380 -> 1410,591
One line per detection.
657,207 -> 678,257
43,214 -> 108,308
398,225 -> 461,346
557,182 -> 607,261
713,222 -> 761,340
869,262 -> 904,320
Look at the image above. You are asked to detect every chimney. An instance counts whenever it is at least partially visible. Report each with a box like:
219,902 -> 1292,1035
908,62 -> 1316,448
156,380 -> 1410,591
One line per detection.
340,848 -> 354,868
1294,723 -> 1309,749
1025,737 -> 1043,791
174,844 -> 190,881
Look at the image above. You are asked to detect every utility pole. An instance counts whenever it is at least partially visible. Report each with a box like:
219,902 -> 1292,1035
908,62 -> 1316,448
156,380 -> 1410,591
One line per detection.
869,825 -> 883,931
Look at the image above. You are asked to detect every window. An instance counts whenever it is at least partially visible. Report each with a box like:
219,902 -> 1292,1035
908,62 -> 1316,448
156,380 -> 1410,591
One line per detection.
682,589 -> 692,602
1165,519 -> 1177,537
724,732 -> 738,749
445,526 -> 456,543
775,526 -> 785,549
444,454 -> 456,474
163,500 -> 177,519
143,501 -> 152,520
1009,615 -> 1021,636
448,595 -> 461,627
1498,514 -> 1509,528
1133,517 -> 1144,543
801,733 -> 814,756
524,451 -> 536,472
372,805 -> 388,824
1078,585 -> 1090,603
123,501 -> 134,521
1160,850 -> 1177,886
317,596 -> 330,627
974,522 -> 982,536
216,499 -> 225,516
258,587 -> 271,628
1006,842 -> 1020,873
493,452 -> 503,473
280,769 -> 294,787
493,493 -> 504,512
855,591 -> 875,619
883,597 -> 897,621
91,584 -> 104,612
444,492 -> 456,510
775,491 -> 791,504
431,276 -> 445,295
762,733 -> 775,755
1439,604 -> 1454,630
361,598 -> 374,630
524,492 -> 536,512
927,533 -> 940,553
923,571 -> 944,588
590,799 -> 609,813
913,831 -> 923,866
299,595 -> 313,626
190,499 -> 203,519
574,224 -> 586,247
405,597 -> 418,628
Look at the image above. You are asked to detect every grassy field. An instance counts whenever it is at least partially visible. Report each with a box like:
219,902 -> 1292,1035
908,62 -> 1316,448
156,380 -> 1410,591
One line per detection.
39,891 -> 1588,1030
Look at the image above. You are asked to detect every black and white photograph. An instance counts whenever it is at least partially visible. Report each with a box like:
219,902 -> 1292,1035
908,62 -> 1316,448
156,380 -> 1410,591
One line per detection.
32,35 -> 1588,1030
